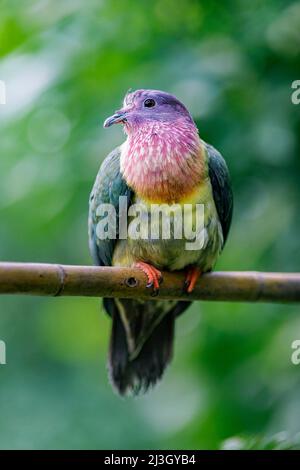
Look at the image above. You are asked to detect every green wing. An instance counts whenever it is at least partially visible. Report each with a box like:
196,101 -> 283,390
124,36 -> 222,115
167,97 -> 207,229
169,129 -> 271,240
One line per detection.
206,142 -> 233,246
88,146 -> 133,267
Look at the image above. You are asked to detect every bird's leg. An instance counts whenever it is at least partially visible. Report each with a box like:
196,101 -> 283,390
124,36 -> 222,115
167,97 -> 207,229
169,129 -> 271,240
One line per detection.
134,261 -> 163,297
184,266 -> 201,293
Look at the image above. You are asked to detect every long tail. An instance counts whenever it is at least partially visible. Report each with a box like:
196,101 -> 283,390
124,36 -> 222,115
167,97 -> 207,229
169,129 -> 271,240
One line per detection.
104,298 -> 188,396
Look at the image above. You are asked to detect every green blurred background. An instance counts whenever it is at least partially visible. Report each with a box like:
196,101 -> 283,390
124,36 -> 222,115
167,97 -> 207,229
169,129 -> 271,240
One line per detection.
0,0 -> 300,450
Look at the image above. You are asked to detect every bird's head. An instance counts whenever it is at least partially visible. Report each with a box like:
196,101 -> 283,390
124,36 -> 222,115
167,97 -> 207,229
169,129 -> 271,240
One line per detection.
103,89 -> 194,133
103,89 -> 203,202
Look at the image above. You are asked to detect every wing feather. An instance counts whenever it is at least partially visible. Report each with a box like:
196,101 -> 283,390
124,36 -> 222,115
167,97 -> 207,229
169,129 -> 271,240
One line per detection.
88,146 -> 133,266
205,142 -> 233,246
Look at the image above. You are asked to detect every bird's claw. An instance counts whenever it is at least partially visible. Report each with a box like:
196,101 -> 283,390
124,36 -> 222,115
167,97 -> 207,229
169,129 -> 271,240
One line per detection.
184,266 -> 201,294
150,286 -> 160,297
134,262 -> 163,296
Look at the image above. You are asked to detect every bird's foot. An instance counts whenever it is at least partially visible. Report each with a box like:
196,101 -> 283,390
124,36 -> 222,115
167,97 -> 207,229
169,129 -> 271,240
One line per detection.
184,266 -> 201,293
134,262 -> 163,297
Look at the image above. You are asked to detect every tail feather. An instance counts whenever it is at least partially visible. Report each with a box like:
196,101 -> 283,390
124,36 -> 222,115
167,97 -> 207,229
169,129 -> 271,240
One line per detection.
107,300 -> 175,396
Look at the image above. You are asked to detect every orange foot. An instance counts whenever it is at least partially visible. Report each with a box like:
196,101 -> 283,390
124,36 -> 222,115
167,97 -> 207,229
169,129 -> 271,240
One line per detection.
184,266 -> 201,293
134,261 -> 163,297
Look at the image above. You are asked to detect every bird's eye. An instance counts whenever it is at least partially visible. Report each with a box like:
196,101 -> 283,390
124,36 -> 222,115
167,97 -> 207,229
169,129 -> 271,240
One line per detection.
144,98 -> 156,108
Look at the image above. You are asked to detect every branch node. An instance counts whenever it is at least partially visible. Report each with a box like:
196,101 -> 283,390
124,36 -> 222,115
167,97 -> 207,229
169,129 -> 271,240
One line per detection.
54,264 -> 66,297
125,277 -> 139,288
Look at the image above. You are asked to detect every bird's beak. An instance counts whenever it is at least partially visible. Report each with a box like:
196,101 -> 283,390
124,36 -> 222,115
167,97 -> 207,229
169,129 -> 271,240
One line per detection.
103,111 -> 127,128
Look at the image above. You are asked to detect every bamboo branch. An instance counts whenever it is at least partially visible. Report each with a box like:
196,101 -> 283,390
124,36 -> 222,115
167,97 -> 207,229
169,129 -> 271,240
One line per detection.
0,262 -> 299,303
